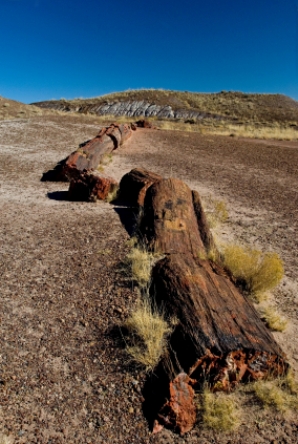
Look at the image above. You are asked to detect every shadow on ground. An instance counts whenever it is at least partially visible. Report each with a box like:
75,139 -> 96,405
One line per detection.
47,191 -> 70,201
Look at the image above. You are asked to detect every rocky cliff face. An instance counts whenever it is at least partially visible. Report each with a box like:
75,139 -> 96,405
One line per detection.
32,100 -> 226,121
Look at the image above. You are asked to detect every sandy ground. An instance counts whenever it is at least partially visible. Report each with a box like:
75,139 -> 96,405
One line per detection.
1,116 -> 298,443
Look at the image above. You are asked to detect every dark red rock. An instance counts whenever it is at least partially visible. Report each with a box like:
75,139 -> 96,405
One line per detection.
134,119 -> 155,129
153,373 -> 196,435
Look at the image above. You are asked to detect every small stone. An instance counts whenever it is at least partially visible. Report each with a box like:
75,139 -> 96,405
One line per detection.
128,407 -> 134,414
114,307 -> 122,314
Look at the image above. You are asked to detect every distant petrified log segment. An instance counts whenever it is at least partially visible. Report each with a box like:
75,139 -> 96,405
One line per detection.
119,168 -> 162,206
64,123 -> 132,180
68,170 -> 118,201
151,253 -> 288,390
42,123 -> 132,182
140,178 -> 206,256
134,119 -> 156,128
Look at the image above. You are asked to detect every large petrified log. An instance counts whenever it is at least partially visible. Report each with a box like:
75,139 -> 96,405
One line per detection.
132,176 -> 288,434
42,123 -> 132,182
151,253 -> 287,386
140,178 -> 208,256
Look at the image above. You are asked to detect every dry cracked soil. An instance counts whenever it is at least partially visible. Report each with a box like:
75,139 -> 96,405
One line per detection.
0,115 -> 298,443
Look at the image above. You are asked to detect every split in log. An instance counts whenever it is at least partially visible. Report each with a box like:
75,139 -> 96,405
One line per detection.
140,177 -> 207,256
119,168 -> 162,206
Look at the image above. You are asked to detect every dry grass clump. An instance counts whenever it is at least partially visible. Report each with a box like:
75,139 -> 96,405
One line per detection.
0,436 -> 13,444
105,185 -> 119,203
222,245 -> 284,295
125,296 -> 172,371
198,389 -> 241,431
126,247 -> 154,287
204,197 -> 228,228
253,374 -> 298,412
259,306 -> 288,332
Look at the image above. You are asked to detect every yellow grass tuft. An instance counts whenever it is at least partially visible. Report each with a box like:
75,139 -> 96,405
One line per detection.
126,247 -> 153,287
0,435 -> 13,444
198,389 -> 241,432
283,369 -> 298,395
203,196 -> 228,228
105,185 -> 119,203
125,296 -> 172,371
222,244 -> 284,295
259,306 -> 288,332
253,377 -> 298,412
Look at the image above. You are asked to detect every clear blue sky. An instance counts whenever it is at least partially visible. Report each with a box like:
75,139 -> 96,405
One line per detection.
1,0 -> 298,104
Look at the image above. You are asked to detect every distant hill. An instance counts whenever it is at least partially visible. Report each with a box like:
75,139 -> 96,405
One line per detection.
32,89 -> 298,126
0,96 -> 61,120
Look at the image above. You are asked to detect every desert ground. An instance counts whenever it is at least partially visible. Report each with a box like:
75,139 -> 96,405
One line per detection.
0,115 -> 298,443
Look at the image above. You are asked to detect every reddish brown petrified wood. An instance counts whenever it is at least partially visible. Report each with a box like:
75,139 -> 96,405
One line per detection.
64,123 -> 132,180
119,168 -> 162,206
68,170 -> 118,202
42,123 -> 132,182
140,177 -> 206,256
131,175 -> 288,434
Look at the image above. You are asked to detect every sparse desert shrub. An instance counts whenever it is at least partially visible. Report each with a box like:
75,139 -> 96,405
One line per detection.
126,247 -> 153,287
125,295 -> 172,371
259,306 -> 288,332
198,389 -> 241,431
222,245 -> 284,295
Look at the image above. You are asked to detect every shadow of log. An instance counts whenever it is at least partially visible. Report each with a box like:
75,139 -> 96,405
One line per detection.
47,191 -> 70,201
113,206 -> 140,237
41,157 -> 68,182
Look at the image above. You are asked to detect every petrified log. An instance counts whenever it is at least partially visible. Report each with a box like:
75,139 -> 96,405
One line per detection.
134,119 -> 155,128
68,170 -> 118,201
64,123 -> 132,180
152,253 -> 288,386
119,168 -> 162,206
134,175 -> 288,434
42,123 -> 132,182
140,178 -> 207,256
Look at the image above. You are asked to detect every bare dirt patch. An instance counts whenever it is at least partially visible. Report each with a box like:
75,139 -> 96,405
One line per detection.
1,118 -> 298,443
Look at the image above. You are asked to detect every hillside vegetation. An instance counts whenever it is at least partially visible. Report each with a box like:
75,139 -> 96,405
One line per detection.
0,96 -> 61,120
32,89 -> 298,140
